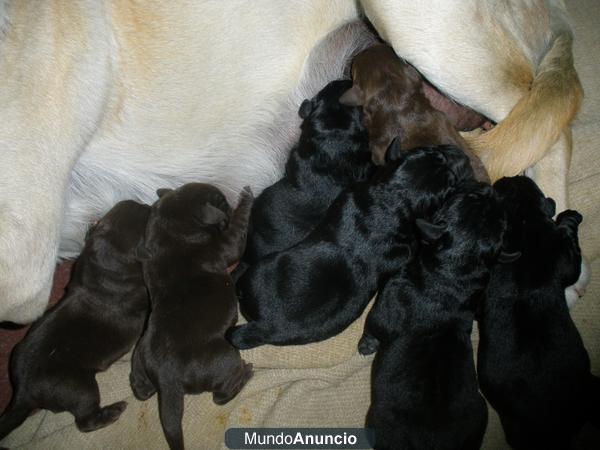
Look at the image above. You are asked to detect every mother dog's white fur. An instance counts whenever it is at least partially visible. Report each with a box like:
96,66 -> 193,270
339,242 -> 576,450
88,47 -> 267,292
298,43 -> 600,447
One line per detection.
0,0 -> 587,322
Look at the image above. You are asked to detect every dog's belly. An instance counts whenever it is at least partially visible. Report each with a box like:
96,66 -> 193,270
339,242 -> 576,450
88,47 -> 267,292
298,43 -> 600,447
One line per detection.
60,1 -> 368,257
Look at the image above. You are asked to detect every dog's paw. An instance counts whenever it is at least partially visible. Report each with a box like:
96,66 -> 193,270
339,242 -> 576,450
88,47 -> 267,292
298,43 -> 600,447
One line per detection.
358,334 -> 379,355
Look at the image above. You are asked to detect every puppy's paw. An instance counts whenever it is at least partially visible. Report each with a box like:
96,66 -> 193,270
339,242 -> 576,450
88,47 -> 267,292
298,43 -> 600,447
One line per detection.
76,401 -> 128,432
226,324 -> 264,350
239,186 -> 254,203
212,362 -> 254,405
358,334 -> 379,355
129,371 -> 157,401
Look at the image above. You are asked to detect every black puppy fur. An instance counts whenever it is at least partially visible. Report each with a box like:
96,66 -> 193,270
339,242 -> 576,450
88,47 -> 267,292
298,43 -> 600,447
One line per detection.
130,183 -> 254,450
228,144 -> 474,349
242,79 -> 374,266
362,181 -> 514,450
478,176 -> 599,450
0,201 -> 150,440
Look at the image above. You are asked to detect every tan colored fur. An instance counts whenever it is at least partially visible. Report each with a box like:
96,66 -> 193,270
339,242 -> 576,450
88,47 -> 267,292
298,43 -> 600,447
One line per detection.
465,32 -> 583,182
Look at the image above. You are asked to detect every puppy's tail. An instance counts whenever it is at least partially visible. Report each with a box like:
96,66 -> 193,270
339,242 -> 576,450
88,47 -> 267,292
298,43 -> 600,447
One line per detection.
157,385 -> 185,450
0,393 -> 31,441
464,30 -> 583,182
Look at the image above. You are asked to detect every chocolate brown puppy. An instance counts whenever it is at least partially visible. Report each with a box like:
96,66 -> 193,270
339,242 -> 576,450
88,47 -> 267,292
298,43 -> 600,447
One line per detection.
130,183 -> 254,450
0,200 -> 150,440
340,44 -> 489,182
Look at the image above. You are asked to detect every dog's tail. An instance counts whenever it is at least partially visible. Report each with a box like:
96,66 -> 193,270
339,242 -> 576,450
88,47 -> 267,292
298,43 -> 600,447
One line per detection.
158,385 -> 185,450
0,392 -> 32,441
464,31 -> 583,182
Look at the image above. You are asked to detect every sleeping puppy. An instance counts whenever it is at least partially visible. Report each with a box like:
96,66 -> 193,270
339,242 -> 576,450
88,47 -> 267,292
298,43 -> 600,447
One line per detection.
477,176 -> 599,450
130,183 -> 254,450
363,181 -> 515,450
243,79 -> 374,265
340,44 -> 489,182
0,200 -> 150,440
228,144 -> 474,349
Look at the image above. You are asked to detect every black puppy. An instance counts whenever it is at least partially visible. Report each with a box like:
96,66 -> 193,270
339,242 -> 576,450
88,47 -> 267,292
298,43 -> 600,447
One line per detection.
362,182 -> 517,450
0,200 -> 150,440
228,144 -> 474,349
242,79 -> 374,265
130,183 -> 254,450
477,176 -> 599,450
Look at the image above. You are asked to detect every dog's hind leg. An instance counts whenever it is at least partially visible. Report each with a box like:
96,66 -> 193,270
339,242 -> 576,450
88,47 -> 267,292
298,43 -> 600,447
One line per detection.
129,345 -> 157,401
157,385 -> 185,450
67,373 -> 127,432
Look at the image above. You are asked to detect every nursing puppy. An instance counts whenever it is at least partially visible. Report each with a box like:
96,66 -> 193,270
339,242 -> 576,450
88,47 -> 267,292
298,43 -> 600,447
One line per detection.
228,144 -> 474,349
0,200 -> 150,440
478,176 -> 599,450
130,183 -> 254,450
363,181 -> 514,450
1,2 -> 581,325
243,79 -> 374,265
340,44 -> 489,183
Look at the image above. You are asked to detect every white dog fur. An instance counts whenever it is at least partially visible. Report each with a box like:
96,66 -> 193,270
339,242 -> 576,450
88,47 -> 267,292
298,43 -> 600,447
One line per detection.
0,0 -> 587,322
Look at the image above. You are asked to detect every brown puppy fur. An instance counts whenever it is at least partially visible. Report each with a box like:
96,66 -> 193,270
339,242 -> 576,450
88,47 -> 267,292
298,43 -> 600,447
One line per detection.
0,200 -> 150,440
130,183 -> 254,450
340,44 -> 489,183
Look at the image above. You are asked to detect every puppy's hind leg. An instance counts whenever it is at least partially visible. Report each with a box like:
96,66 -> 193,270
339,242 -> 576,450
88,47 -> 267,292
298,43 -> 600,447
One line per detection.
67,373 -> 127,432
157,385 -> 185,450
129,345 -> 157,401
226,323 -> 267,350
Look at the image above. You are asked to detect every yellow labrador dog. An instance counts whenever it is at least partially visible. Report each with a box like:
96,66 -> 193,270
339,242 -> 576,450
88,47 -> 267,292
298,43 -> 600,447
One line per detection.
0,0 -> 584,323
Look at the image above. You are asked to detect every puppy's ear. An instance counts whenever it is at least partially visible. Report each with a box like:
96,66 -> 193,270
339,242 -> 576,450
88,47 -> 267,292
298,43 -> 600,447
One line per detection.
156,188 -> 172,198
298,99 -> 315,119
339,85 -> 365,106
136,243 -> 152,261
384,137 -> 403,163
196,204 -> 229,230
416,218 -> 446,242
498,250 -> 521,263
